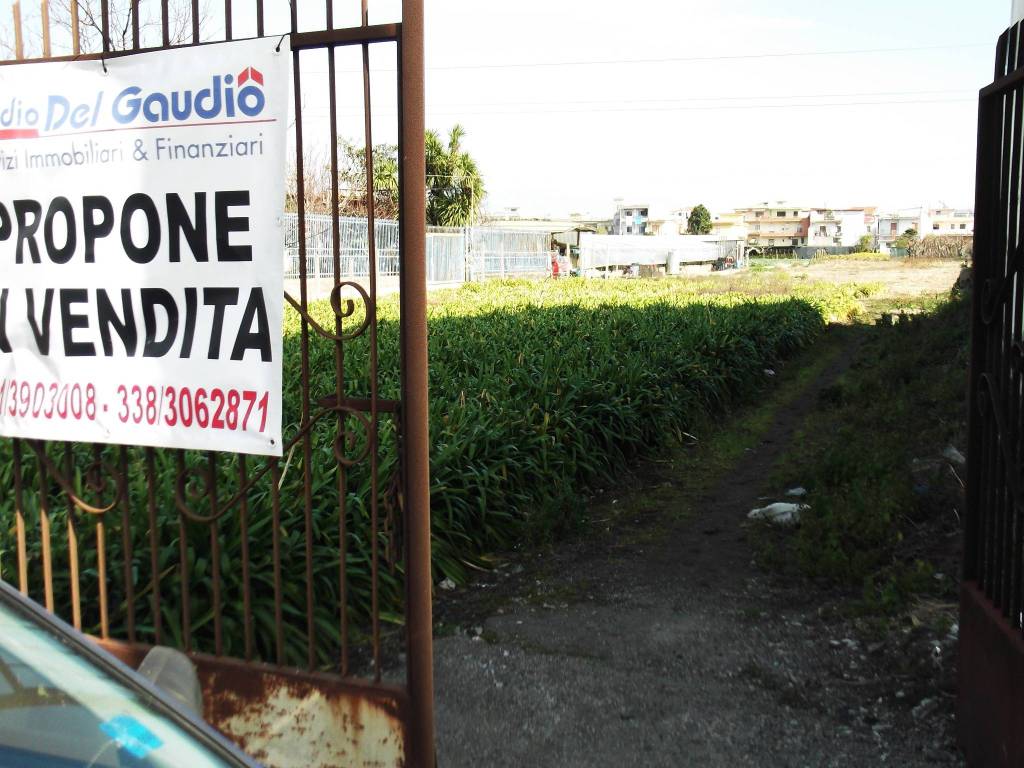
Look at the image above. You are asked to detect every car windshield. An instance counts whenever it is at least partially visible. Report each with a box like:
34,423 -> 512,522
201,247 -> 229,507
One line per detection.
0,598 -> 241,768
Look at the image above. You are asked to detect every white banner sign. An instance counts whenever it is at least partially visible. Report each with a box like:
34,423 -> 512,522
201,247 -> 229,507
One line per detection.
0,39 -> 289,456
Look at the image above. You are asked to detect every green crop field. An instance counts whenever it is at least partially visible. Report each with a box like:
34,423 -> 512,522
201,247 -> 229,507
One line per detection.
0,276 -> 872,666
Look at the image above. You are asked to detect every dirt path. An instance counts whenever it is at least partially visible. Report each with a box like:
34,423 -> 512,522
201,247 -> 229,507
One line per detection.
431,329 -> 961,767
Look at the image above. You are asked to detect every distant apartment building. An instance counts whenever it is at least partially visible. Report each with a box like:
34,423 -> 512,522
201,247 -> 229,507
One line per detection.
612,202 -> 650,235
710,211 -> 748,240
738,202 -> 809,251
875,206 -> 973,252
876,207 -> 926,251
805,208 -> 871,248
645,208 -> 682,236
928,206 -> 974,237
647,206 -> 709,236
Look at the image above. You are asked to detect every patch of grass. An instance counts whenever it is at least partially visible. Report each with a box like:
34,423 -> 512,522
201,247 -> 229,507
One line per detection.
812,251 -> 890,262
763,290 -> 969,613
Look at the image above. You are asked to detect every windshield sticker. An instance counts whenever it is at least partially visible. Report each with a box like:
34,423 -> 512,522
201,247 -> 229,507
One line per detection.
100,715 -> 164,759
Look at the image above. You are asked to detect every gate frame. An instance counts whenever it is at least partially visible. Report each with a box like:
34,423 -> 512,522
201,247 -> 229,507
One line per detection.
961,19 -> 1024,767
0,2 -> 434,766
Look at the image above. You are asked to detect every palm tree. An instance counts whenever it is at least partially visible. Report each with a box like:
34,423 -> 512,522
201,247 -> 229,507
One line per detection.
292,125 -> 484,224
425,125 -> 485,227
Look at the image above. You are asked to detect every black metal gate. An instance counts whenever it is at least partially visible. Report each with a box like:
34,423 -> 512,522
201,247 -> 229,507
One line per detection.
961,18 -> 1024,767
0,2 -> 434,766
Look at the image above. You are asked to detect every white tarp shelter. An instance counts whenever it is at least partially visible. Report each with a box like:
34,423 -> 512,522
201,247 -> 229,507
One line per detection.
578,233 -> 740,274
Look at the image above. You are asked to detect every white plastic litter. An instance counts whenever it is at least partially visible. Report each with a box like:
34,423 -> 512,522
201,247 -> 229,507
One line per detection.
785,486 -> 808,497
747,502 -> 807,525
943,446 -> 966,466
439,577 -> 457,591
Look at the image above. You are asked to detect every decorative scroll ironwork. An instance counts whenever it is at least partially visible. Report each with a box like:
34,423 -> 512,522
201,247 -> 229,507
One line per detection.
284,279 -> 374,343
23,440 -> 124,517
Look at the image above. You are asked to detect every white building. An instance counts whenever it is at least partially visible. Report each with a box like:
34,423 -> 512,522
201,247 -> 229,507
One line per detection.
876,206 -> 973,253
710,211 -> 749,240
805,208 -> 870,248
877,207 -> 927,252
611,202 -> 650,235
928,206 -> 974,237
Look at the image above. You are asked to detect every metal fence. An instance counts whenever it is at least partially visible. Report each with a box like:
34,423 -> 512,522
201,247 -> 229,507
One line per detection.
284,214 -> 553,284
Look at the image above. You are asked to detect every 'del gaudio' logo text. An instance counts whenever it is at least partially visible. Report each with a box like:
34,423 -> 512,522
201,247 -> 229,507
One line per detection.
0,66 -> 266,137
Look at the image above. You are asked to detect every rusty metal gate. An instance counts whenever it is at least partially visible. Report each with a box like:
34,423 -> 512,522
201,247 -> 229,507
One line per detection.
0,2 -> 434,766
962,18 -> 1024,767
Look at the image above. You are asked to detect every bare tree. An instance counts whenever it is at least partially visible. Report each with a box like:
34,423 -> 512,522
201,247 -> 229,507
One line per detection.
48,0 -> 209,52
0,22 -> 13,59
286,140 -> 400,220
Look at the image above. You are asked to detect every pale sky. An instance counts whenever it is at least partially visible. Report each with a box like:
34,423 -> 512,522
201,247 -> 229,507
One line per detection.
1,0 -> 1011,217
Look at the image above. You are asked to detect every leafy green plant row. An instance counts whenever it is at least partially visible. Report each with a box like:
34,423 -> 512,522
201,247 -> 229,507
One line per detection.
0,278 -> 866,667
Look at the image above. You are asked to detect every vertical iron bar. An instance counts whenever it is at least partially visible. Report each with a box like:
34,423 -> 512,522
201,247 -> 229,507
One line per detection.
176,452 -> 191,652
290,20 -> 317,672
12,2 -> 24,59
38,445 -> 54,612
40,0 -> 50,57
191,0 -> 199,44
238,457 -> 253,661
93,445 -> 109,638
270,459 -> 284,665
208,452 -> 223,655
256,0 -> 263,37
145,448 -> 163,643
994,32 -> 1019,611
1004,62 -> 1024,622
100,0 -> 109,53
399,2 -> 436,764
12,441 -> 28,595
327,34 -> 350,676
224,0 -> 232,40
70,0 -> 79,56
119,447 -> 136,642
984,46 -> 1015,604
131,0 -> 139,49
361,1 -> 382,681
161,0 -> 169,47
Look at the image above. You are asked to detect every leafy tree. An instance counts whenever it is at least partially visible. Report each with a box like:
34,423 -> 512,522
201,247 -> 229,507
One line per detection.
894,228 -> 919,251
855,234 -> 876,253
425,125 -> 485,226
687,204 -> 713,235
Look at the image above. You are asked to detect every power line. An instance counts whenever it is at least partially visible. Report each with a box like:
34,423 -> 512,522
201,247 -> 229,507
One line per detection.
403,88 -> 978,109
302,41 -> 990,75
307,96 -> 975,118
429,97 -> 976,115
424,42 -> 991,71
